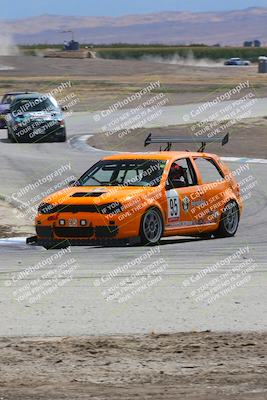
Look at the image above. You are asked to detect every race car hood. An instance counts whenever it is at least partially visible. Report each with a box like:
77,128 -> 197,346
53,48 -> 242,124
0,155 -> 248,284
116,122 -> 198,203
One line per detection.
43,185 -> 160,207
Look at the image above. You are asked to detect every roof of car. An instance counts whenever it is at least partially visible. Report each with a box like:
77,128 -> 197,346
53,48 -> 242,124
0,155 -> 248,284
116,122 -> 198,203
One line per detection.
11,93 -> 45,100
3,92 -> 37,96
104,151 -> 219,161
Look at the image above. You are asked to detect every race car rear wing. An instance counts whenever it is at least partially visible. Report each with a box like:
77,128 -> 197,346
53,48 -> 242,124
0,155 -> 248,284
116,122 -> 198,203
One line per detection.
144,133 -> 229,152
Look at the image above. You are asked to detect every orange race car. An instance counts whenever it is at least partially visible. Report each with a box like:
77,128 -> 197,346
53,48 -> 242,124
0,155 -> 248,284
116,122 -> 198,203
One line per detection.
33,134 -> 243,249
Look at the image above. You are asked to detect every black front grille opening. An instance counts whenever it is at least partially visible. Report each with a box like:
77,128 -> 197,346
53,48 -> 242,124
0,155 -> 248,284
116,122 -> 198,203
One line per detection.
36,226 -> 53,238
55,227 -> 94,238
95,226 -> 119,238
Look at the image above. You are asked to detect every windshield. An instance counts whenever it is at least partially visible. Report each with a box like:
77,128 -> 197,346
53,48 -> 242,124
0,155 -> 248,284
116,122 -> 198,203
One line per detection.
78,159 -> 167,187
11,97 -> 56,115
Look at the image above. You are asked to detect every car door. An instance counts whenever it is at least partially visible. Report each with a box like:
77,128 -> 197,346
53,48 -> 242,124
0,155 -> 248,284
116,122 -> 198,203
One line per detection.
164,157 -> 208,232
191,156 -> 226,226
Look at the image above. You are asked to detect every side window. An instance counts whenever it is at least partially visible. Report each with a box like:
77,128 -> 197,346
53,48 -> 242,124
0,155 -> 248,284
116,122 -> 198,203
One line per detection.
2,95 -> 11,104
167,158 -> 197,189
194,157 -> 224,184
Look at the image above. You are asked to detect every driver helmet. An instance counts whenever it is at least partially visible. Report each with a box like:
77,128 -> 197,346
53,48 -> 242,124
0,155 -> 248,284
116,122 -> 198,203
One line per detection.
170,163 -> 185,180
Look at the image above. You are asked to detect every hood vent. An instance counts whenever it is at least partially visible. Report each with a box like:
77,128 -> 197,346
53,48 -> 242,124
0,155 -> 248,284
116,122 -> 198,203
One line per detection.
71,192 -> 106,198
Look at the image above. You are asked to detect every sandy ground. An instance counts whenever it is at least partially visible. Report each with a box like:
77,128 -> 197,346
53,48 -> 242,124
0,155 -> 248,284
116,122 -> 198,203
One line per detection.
0,332 -> 266,400
88,118 -> 267,159
0,199 -> 34,237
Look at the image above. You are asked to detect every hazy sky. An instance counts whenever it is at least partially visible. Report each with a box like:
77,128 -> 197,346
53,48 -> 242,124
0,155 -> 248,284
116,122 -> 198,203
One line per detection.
1,0 -> 267,19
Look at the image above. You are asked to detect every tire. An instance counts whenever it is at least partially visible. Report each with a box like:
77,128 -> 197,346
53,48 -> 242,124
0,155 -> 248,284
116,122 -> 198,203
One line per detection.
57,134 -> 66,142
8,129 -> 15,143
140,207 -> 163,245
215,201 -> 240,238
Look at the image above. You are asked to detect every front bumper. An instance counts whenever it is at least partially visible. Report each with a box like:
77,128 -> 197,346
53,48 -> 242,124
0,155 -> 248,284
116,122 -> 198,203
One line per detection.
10,124 -> 65,142
35,207 -> 141,242
30,236 -> 140,248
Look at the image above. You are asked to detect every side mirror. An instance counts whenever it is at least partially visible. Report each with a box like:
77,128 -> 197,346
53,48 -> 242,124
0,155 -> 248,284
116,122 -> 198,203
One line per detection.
61,105 -> 68,112
68,180 -> 78,187
165,182 -> 171,191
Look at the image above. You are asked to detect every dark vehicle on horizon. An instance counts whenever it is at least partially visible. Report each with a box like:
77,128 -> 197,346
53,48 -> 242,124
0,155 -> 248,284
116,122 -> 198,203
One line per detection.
7,93 -> 67,143
224,57 -> 250,66
0,91 -> 35,129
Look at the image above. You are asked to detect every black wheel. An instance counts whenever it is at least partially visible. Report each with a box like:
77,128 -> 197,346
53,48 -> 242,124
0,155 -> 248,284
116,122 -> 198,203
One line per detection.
215,201 -> 240,238
140,207 -> 163,245
8,129 -> 15,143
57,134 -> 66,142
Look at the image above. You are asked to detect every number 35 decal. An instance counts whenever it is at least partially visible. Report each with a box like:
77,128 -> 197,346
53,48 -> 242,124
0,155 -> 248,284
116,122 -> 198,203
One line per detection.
166,190 -> 180,222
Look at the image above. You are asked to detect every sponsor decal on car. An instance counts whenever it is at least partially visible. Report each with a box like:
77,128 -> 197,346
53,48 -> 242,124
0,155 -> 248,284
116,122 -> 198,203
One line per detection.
182,196 -> 190,212
166,189 -> 180,223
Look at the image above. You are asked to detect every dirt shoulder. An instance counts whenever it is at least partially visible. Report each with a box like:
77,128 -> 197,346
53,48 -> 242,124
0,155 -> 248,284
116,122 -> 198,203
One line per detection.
1,56 -> 267,112
0,199 -> 34,238
88,118 -> 267,159
0,332 -> 266,400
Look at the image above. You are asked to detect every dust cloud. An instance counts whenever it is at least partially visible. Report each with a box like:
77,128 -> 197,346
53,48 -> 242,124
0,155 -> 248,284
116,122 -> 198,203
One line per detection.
0,35 -> 18,70
142,50 -> 223,68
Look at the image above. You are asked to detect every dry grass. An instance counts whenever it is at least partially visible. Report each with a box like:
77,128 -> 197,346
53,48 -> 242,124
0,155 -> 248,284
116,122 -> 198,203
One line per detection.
1,56 -> 267,111
88,118 -> 267,159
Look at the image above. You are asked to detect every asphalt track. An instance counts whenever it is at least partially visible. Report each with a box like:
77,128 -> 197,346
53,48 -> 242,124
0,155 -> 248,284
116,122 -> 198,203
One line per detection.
0,102 -> 266,336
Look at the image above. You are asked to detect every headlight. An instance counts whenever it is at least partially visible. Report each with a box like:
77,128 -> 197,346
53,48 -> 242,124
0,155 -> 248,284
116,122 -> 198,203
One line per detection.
98,202 -> 123,215
38,203 -> 55,214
